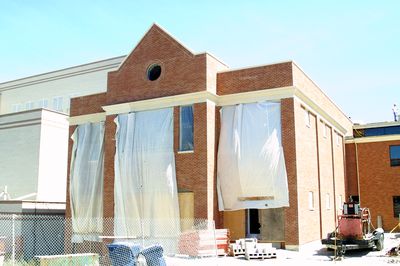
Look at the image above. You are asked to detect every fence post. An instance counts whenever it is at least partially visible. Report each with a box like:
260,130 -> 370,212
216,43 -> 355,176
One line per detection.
12,214 -> 16,266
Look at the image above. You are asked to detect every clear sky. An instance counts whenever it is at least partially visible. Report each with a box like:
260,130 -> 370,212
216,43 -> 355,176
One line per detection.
0,1 -> 399,123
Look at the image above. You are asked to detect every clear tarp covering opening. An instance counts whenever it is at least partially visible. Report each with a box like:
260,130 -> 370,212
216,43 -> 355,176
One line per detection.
114,108 -> 180,238
217,102 -> 289,211
70,122 -> 105,242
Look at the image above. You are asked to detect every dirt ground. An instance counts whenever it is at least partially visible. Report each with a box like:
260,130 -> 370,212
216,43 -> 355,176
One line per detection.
165,233 -> 400,266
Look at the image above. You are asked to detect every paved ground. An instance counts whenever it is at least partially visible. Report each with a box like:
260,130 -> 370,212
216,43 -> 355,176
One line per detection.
165,233 -> 400,266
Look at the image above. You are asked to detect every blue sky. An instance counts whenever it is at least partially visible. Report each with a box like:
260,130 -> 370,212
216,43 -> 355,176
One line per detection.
0,1 -> 399,123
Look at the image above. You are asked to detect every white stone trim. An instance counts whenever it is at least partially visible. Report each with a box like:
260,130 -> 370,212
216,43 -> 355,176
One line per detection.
70,85 -> 348,136
294,89 -> 348,135
68,113 -> 106,125
346,135 -> 400,144
102,87 -> 295,115
217,86 -> 295,106
102,91 -> 218,115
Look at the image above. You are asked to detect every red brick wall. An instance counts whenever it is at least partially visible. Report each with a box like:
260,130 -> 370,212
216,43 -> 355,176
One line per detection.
217,62 -> 293,95
345,143 -> 359,198
70,93 -> 106,117
281,98 -> 299,246
107,25 -> 207,105
174,103 -> 213,219
351,140 -> 400,230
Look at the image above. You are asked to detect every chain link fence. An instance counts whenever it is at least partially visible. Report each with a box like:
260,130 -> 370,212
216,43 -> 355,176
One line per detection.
0,214 -> 219,265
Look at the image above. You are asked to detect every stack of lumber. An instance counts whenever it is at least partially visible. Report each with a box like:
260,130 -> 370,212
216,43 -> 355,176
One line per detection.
178,229 -> 230,257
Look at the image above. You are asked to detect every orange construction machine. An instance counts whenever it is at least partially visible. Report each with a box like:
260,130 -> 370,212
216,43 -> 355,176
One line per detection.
321,202 -> 384,256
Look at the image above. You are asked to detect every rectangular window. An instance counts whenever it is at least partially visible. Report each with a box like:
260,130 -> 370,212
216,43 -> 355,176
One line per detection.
179,105 -> 194,151
338,195 -> 343,210
304,109 -> 311,127
53,96 -> 63,112
25,101 -> 34,110
393,196 -> 400,218
308,191 -> 314,210
38,99 -> 49,109
336,133 -> 341,146
390,145 -> 400,167
322,121 -> 327,138
326,193 -> 330,210
12,104 -> 19,112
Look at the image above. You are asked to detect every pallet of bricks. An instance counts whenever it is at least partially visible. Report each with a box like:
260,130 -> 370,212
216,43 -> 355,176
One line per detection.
178,229 -> 230,257
230,238 -> 277,260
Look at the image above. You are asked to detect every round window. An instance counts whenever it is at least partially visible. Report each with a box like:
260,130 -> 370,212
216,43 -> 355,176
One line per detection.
147,64 -> 162,81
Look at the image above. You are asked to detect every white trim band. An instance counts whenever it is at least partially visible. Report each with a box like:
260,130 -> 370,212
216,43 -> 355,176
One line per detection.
68,113 -> 106,126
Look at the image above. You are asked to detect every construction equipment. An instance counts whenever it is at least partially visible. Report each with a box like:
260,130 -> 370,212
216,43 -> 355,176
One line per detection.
321,202 -> 384,256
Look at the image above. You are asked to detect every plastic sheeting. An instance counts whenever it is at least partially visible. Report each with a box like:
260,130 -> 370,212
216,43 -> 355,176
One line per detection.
114,108 -> 180,238
217,102 -> 289,211
70,122 -> 104,242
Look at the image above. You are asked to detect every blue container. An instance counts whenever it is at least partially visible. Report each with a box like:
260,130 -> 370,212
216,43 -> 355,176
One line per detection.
141,245 -> 166,266
107,242 -> 141,266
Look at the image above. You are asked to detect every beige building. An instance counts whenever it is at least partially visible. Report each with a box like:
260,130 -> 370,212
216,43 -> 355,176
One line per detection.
0,57 -> 124,202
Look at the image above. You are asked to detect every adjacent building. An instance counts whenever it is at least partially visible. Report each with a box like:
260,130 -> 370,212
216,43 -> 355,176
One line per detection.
346,122 -> 400,231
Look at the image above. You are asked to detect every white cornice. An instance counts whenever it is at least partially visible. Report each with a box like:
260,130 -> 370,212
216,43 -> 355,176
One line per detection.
0,56 -> 124,92
70,86 -> 347,135
217,87 -> 295,106
68,113 -> 106,126
294,88 -> 348,135
346,135 -> 400,144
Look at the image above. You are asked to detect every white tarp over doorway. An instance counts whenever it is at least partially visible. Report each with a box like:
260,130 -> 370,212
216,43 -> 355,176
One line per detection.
217,102 -> 289,211
70,122 -> 104,242
114,108 -> 180,237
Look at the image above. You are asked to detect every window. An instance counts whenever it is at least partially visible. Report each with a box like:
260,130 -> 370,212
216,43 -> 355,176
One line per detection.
38,99 -> 49,109
322,121 -> 327,138
25,101 -> 34,110
147,64 -> 162,81
393,196 -> 400,218
308,191 -> 314,210
338,195 -> 343,210
304,109 -> 311,127
390,145 -> 400,167
336,133 -> 341,146
326,193 -> 330,210
12,104 -> 19,112
53,96 -> 63,112
179,105 -> 194,151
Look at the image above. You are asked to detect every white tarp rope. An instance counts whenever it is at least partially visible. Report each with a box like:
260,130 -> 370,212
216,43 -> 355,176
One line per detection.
70,122 -> 104,242
114,108 -> 180,238
217,102 -> 289,210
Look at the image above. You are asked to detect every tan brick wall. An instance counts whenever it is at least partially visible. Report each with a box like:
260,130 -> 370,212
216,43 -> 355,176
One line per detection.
294,99 -> 321,245
217,62 -> 293,95
351,140 -> 400,230
318,121 -> 336,237
333,131 -> 345,215
292,63 -> 353,136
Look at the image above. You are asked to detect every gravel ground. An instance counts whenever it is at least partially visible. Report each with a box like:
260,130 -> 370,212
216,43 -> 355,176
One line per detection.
165,233 -> 400,266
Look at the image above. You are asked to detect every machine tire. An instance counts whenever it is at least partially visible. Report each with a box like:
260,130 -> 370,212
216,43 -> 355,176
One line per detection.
375,234 -> 384,251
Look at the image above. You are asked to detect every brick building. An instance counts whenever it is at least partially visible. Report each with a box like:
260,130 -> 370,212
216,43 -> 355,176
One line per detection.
66,24 -> 353,250
346,122 -> 400,231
